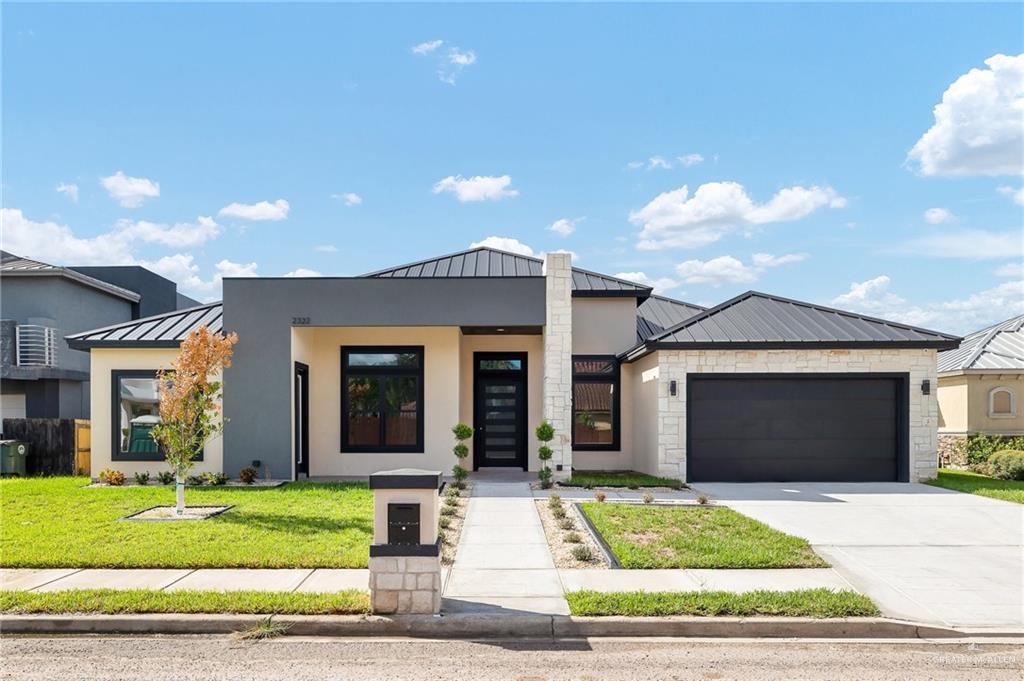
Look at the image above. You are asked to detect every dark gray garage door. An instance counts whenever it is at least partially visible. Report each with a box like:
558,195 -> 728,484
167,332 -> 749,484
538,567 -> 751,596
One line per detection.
687,375 -> 907,482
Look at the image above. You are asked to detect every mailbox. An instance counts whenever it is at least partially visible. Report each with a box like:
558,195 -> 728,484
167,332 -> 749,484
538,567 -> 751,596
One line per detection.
388,503 -> 420,545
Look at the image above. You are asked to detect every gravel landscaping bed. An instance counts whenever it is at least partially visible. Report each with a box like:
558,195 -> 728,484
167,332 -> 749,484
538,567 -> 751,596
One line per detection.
440,483 -> 471,565
536,498 -> 609,569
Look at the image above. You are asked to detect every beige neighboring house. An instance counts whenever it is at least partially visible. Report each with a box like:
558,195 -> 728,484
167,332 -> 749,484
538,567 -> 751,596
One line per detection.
937,314 -> 1024,464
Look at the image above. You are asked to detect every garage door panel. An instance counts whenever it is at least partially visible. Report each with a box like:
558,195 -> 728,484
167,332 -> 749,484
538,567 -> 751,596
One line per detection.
689,456 -> 897,483
690,437 -> 897,460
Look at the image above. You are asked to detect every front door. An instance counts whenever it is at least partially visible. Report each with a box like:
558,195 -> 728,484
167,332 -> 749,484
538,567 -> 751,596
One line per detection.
294,362 -> 309,478
473,352 -> 527,469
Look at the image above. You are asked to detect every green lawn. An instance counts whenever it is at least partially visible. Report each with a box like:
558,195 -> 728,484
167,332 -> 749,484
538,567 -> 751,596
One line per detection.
566,589 -> 878,618
580,503 -> 826,569
562,471 -> 683,489
0,589 -> 368,615
925,469 -> 1024,504
0,477 -> 373,568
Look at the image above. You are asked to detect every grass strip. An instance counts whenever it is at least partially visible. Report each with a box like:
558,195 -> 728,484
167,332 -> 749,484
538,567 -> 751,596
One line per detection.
925,469 -> 1024,505
0,589 -> 369,615
562,472 -> 683,489
566,589 -> 879,618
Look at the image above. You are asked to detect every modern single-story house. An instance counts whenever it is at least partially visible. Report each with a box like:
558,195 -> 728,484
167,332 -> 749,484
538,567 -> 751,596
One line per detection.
67,246 -> 960,483
936,314 -> 1023,462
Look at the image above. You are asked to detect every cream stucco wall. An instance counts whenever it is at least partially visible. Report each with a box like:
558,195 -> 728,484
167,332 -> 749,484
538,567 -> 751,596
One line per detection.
938,373 -> 1024,435
571,298 -> 637,356
89,348 -> 223,478
628,352 -> 660,476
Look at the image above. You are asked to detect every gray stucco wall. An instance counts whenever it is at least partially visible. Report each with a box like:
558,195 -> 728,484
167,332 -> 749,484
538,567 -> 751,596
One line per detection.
71,266 -> 180,319
221,277 -> 546,478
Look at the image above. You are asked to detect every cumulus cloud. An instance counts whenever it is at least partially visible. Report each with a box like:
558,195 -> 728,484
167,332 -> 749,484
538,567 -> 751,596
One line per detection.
1,208 -> 135,264
678,153 -> 704,167
469,236 -> 534,256
997,185 -> 1024,206
612,271 -> 679,293
100,171 -> 160,207
413,40 -> 476,84
907,53 -> 1024,177
433,175 -> 518,202
314,244 -> 338,253
548,217 -> 583,237
283,268 -> 322,277
628,154 -> 705,171
831,275 -> 907,312
56,182 -> 79,203
751,252 -> 808,267
331,192 -> 362,206
897,229 -> 1022,259
115,216 -> 221,248
411,39 -> 443,55
218,199 -> 290,221
448,48 -> 476,66
923,207 -> 955,224
631,181 -> 845,250
647,156 -> 673,170
674,252 -> 807,286
994,262 -> 1023,278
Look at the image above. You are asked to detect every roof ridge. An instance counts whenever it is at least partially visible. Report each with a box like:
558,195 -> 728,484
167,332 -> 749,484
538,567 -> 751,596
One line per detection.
2,253 -> 142,303
66,301 -> 222,340
362,246 -> 541,277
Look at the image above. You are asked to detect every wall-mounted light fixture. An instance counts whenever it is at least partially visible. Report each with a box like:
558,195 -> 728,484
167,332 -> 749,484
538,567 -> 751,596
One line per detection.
921,379 -> 930,395
669,380 -> 677,397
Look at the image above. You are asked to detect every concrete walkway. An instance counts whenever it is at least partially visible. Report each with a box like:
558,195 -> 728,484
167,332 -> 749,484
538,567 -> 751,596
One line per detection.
443,470 -> 569,615
0,568 -> 369,593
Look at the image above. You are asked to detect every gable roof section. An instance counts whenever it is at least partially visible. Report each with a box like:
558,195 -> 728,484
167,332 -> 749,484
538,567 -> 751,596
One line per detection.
1,251 -> 141,303
66,302 -> 223,349
365,246 -> 653,298
624,291 -> 960,359
937,314 -> 1024,374
636,295 -> 706,343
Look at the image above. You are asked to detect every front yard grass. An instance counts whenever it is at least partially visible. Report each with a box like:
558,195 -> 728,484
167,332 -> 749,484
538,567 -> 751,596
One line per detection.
562,471 -> 683,489
566,589 -> 878,618
925,469 -> 1024,504
0,589 -> 369,615
0,477 -> 373,568
580,503 -> 826,569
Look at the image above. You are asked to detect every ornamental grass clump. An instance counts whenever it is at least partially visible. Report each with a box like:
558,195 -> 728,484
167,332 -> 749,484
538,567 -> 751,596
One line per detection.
150,326 -> 238,516
536,421 -> 555,489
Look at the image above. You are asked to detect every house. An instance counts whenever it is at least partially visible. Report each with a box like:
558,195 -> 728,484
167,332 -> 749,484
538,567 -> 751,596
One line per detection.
936,314 -> 1024,463
0,251 -> 199,421
67,246 -> 960,483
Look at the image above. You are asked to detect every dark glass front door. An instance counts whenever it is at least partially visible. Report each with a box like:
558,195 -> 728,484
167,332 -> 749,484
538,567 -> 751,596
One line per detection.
473,353 -> 527,469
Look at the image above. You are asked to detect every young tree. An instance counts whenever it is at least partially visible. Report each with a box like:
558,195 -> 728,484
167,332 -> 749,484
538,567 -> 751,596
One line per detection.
151,326 -> 238,515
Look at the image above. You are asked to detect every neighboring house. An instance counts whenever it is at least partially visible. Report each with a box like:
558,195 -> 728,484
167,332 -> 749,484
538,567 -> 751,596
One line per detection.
936,314 -> 1024,462
0,251 -> 200,420
67,246 -> 960,483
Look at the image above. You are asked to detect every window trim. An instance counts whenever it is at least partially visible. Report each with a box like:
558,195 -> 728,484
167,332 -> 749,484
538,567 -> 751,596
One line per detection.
988,386 -> 1017,419
340,345 -> 425,453
571,355 -> 621,451
110,369 -> 196,462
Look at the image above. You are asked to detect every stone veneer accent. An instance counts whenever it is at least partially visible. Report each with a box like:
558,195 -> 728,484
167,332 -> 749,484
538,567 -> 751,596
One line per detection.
937,434 -> 969,468
543,252 -> 573,477
368,555 -> 442,614
654,348 -> 940,483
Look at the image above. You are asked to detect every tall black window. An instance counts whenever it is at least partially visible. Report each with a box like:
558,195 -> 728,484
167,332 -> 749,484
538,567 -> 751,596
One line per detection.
341,347 -> 424,452
572,356 -> 620,451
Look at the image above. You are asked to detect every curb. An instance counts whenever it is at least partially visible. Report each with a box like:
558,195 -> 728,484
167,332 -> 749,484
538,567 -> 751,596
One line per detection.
1,613 -> 1004,639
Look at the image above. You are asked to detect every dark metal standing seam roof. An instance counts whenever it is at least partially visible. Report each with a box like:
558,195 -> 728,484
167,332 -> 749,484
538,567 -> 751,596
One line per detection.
364,246 -> 653,298
66,302 -> 223,349
937,314 -> 1024,373
636,295 -> 707,344
1,251 -> 141,302
623,291 -> 960,359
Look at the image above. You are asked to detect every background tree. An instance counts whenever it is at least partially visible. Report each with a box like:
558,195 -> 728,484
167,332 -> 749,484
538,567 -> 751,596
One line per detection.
151,326 -> 238,515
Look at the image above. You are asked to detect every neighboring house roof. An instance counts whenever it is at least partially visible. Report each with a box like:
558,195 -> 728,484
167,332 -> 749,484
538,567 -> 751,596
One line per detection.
365,246 -> 653,298
636,295 -> 707,344
937,314 -> 1024,374
66,302 -> 223,349
0,251 -> 141,303
623,291 -> 960,360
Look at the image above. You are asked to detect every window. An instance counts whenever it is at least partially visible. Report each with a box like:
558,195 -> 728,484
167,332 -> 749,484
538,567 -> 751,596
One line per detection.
989,386 -> 1017,418
110,370 -> 192,462
572,356 -> 620,451
341,347 -> 424,452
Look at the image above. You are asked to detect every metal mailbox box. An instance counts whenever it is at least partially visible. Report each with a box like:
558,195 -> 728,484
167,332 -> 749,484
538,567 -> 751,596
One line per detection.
387,503 -> 420,545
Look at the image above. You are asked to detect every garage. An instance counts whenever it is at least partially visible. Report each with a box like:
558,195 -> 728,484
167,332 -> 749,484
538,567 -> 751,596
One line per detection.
687,374 -> 909,483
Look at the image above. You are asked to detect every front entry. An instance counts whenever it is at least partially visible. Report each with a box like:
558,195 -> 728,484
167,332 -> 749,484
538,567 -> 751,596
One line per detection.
473,352 -> 527,470
294,362 -> 309,478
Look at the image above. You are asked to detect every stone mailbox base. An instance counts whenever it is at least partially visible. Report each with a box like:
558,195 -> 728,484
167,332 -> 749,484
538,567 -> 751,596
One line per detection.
369,555 -> 442,615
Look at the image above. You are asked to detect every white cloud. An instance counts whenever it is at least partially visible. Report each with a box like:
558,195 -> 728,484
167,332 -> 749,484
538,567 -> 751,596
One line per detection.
632,181 -> 845,250
56,182 -> 79,203
283,268 -> 322,277
627,154 -> 705,171
676,256 -> 758,285
898,229 -> 1022,259
0,208 -> 135,264
115,216 -> 220,248
677,153 -> 704,167
831,275 -> 907,312
332,192 -> 362,206
647,156 -> 673,170
994,262 -> 1023,278
751,252 -> 808,267
411,39 -> 443,55
613,271 -> 679,293
908,53 -> 1024,177
625,161 -> 644,170
214,259 -> 258,279
469,236 -> 534,256
923,207 -> 955,224
218,199 -> 290,221
100,171 -> 160,207
997,185 -> 1024,206
549,217 -> 583,237
314,244 -> 338,253
433,175 -> 518,202
448,49 -> 476,66
142,255 -> 257,299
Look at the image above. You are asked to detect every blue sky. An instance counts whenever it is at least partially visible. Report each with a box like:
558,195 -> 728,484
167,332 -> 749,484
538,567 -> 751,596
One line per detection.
3,3 -> 1022,334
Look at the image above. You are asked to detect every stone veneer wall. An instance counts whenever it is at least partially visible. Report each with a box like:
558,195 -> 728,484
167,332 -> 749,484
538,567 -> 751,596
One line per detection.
654,348 -> 939,483
543,253 -> 573,477
368,555 -> 442,614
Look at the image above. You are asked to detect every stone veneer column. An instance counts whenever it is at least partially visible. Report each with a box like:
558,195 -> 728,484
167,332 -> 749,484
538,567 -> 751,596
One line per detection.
543,252 -> 573,478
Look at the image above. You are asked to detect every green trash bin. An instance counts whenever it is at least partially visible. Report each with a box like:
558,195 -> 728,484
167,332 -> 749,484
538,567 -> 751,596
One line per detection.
0,440 -> 28,476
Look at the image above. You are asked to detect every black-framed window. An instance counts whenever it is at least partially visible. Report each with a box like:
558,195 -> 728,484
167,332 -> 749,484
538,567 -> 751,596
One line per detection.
341,346 -> 424,453
572,356 -> 620,451
110,369 -> 196,462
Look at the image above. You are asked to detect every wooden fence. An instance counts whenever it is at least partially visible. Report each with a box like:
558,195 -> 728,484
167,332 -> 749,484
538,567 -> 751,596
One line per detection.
1,418 -> 91,476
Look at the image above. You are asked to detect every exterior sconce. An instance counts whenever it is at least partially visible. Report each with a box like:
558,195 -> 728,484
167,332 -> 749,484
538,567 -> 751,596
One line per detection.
921,379 -> 930,395
669,380 -> 677,397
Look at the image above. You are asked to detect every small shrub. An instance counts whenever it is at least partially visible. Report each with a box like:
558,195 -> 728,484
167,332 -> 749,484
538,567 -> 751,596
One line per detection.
564,531 -> 582,544
552,506 -> 567,519
438,516 -> 451,530
202,471 -> 229,486
133,472 -> 151,486
985,450 -> 1024,481
558,517 -> 575,531
445,485 -> 461,498
239,467 -> 258,484
965,435 -> 1024,466
157,471 -> 175,485
594,491 -> 607,503
535,422 -> 555,443
452,423 -> 474,441
452,480 -> 467,491
642,492 -> 655,504
440,505 -> 457,516
452,464 -> 469,483
538,467 -> 553,489
570,545 -> 594,562
547,493 -> 562,508
99,469 -> 125,486
444,495 -> 459,507
697,494 -> 709,505
186,475 -> 205,486
438,529 -> 448,545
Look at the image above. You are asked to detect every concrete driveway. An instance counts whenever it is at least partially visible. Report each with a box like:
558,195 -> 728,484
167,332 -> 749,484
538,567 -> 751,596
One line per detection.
690,482 -> 1023,630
